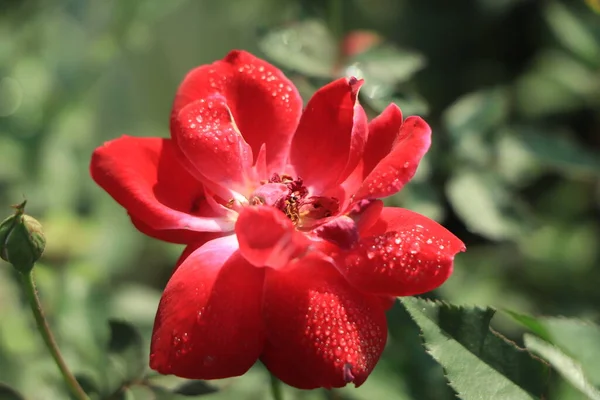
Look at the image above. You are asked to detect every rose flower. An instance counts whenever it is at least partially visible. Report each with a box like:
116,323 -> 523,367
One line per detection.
90,50 -> 465,389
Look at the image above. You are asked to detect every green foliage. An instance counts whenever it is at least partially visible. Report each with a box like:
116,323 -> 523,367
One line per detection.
446,169 -> 526,241
107,320 -> 145,387
516,128 -> 600,178
508,313 -> 600,387
401,297 -> 549,400
258,20 -> 337,78
525,335 -> 600,400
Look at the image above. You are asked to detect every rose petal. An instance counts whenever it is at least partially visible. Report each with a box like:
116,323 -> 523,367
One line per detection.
290,77 -> 367,193
149,235 -> 265,379
362,103 -> 403,178
235,206 -> 310,269
337,207 -> 465,297
172,94 -> 253,192
378,296 -> 396,310
346,199 -> 384,235
171,50 -> 303,173
261,256 -> 387,389
313,216 -> 359,250
90,136 -> 234,241
313,200 -> 383,249
354,116 -> 431,200
130,217 -> 223,245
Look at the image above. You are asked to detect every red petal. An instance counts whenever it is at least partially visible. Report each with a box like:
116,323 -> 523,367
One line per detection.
354,116 -> 431,200
346,199 -> 384,235
172,95 -> 253,191
362,103 -> 403,178
90,137 -> 234,242
261,256 -> 387,389
130,217 -> 223,245
235,206 -> 310,269
378,296 -> 396,310
313,199 -> 383,249
337,208 -> 465,297
290,77 -> 368,193
313,216 -> 359,250
339,105 -> 403,199
150,236 -> 265,379
171,50 -> 302,173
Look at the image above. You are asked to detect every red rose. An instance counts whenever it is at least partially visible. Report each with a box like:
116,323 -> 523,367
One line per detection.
90,50 -> 465,389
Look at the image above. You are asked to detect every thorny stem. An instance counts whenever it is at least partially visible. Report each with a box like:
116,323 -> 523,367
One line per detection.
20,271 -> 89,400
270,373 -> 284,400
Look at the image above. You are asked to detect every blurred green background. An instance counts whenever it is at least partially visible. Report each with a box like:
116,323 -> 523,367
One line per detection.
0,0 -> 599,399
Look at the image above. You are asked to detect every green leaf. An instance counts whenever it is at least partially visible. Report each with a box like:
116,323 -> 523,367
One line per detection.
401,297 -> 549,400
0,383 -> 26,400
495,129 -> 542,186
515,51 -> 599,117
541,319 -> 600,387
544,1 -> 600,66
107,319 -> 145,385
503,310 -> 551,341
507,314 -> 600,387
258,20 -> 336,78
524,334 -> 600,400
348,44 -> 426,86
514,127 -> 600,178
446,169 -> 525,240
443,87 -> 509,140
442,87 -> 509,166
363,90 -> 430,117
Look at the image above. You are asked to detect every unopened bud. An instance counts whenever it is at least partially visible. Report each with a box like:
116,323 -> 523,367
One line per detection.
0,201 -> 45,273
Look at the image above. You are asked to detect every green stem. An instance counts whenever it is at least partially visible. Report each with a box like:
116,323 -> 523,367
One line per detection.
269,373 -> 284,400
20,271 -> 89,400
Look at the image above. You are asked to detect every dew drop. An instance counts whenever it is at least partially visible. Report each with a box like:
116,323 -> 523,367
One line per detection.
409,242 -> 420,254
334,346 -> 343,357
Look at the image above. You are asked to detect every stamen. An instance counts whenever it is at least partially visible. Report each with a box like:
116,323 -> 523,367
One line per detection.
251,174 -> 340,227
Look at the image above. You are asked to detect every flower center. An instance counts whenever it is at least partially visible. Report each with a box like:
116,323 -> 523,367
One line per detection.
249,174 -> 339,228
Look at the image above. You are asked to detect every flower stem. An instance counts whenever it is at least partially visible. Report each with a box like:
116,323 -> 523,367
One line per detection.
20,271 -> 89,400
269,373 -> 284,400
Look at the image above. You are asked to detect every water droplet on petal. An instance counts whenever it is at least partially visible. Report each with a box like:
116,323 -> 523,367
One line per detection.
409,242 -> 420,254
